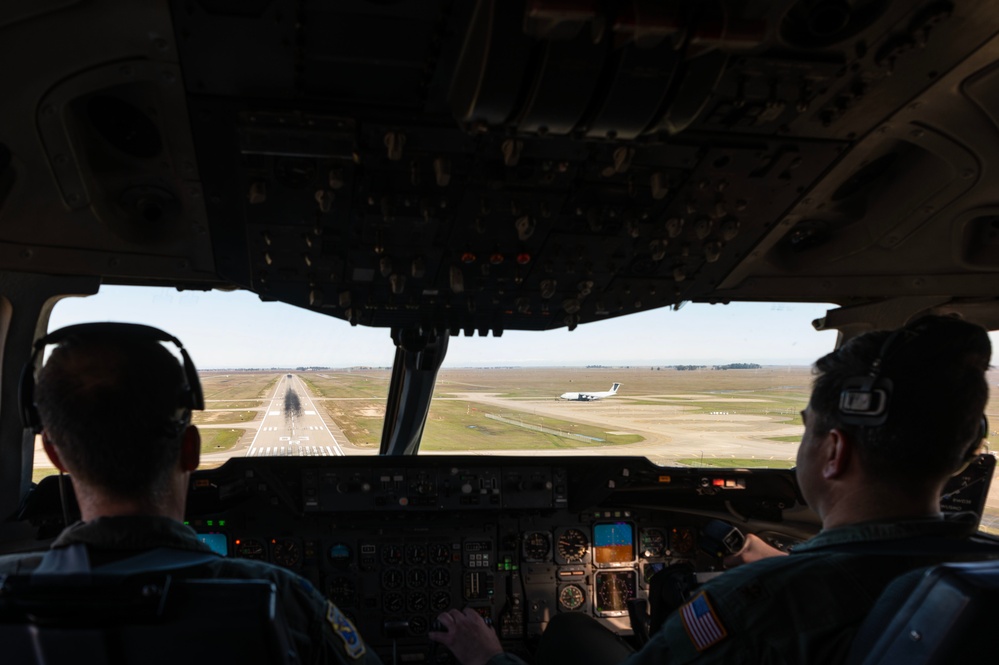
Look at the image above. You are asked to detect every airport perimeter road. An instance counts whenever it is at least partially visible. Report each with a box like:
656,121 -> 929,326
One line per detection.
245,374 -> 346,457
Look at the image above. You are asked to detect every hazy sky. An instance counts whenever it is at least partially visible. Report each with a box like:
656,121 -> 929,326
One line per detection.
47,285 -> 845,369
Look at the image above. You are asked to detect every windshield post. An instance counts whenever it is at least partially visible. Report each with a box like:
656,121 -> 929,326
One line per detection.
380,328 -> 449,455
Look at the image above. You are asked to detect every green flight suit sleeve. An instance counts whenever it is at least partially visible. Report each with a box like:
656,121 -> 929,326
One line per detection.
280,570 -> 385,665
621,553 -> 868,665
620,590 -> 741,665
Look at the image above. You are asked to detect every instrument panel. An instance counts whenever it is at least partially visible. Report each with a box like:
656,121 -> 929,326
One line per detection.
11,454 -> 994,662
177,456 -> 804,662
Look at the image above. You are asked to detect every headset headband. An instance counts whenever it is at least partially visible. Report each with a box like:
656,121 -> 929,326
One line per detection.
19,322 -> 204,433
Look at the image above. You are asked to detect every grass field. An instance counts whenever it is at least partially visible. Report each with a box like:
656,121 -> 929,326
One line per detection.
204,401 -> 262,409
199,372 -> 279,400
677,457 -> 797,469
300,372 -> 390,399
192,410 -> 257,425
32,467 -> 56,483
200,428 -> 243,453
320,398 -> 385,447
422,400 -> 643,451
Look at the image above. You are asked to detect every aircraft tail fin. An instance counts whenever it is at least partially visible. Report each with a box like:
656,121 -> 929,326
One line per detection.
610,383 -> 621,394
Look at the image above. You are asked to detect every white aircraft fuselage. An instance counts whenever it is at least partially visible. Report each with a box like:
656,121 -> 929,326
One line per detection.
559,383 -> 621,401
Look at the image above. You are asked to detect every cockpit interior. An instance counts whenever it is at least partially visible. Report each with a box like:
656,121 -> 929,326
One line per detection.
1,1 -> 999,662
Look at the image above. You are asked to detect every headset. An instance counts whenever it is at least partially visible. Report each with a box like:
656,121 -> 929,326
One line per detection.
19,322 -> 204,434
836,322 -> 987,466
837,328 -> 909,427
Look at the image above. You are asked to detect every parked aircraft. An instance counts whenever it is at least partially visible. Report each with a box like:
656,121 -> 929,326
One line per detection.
560,383 -> 621,401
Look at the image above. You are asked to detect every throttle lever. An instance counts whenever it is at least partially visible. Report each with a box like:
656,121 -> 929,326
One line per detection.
700,520 -> 746,558
626,597 -> 650,646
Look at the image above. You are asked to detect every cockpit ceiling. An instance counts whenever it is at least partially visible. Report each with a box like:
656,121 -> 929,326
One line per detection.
3,1 -> 999,331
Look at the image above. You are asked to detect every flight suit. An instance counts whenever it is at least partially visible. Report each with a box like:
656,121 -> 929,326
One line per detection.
0,516 -> 382,665
488,515 -> 986,665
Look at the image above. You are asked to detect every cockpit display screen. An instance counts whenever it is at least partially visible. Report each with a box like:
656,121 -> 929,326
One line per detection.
197,533 -> 228,556
594,570 -> 637,616
593,522 -> 634,564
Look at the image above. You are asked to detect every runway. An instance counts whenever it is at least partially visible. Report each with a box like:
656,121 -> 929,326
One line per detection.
244,374 -> 345,457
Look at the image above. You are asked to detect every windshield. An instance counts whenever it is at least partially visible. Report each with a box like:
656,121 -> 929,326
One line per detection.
39,285 -> 999,533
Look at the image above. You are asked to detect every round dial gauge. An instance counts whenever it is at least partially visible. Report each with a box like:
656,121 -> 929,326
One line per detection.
382,568 -> 404,589
640,529 -> 666,558
406,568 -> 428,588
430,543 -> 451,564
409,616 -> 428,636
670,527 -> 696,557
406,544 -> 427,565
558,584 -> 586,611
556,528 -> 588,562
407,592 -> 428,612
272,539 -> 301,568
235,539 -> 266,560
522,531 -> 551,560
381,544 -> 404,565
328,542 -> 352,565
431,590 -> 451,611
383,592 -> 404,613
430,567 -> 450,587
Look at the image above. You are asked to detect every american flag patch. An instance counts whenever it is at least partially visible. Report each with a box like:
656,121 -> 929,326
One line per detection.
679,592 -> 728,651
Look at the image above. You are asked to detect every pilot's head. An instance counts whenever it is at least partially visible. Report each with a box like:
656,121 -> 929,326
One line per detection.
35,327 -> 199,504
797,315 -> 990,512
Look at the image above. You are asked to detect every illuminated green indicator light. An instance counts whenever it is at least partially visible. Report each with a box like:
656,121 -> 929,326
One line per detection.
207,520 -> 214,526
219,520 -> 226,527
183,521 -> 190,525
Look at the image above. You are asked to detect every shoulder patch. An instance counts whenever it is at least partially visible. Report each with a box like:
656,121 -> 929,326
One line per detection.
326,601 -> 366,659
679,591 -> 728,652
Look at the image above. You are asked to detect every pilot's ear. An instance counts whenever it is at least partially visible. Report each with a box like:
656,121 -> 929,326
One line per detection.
40,432 -> 69,473
822,428 -> 853,480
179,425 -> 200,472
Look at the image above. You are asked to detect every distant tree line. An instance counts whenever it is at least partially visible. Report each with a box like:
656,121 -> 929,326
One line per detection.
651,363 -> 762,371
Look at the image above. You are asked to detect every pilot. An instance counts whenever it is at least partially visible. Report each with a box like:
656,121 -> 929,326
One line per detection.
430,314 -> 996,665
0,325 -> 382,665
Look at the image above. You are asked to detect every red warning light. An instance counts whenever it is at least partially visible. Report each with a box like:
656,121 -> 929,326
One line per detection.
711,478 -> 725,487
461,252 -> 476,263
516,253 -> 531,265
489,253 -> 504,264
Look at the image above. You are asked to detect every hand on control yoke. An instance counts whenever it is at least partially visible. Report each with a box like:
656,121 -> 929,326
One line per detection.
429,608 -> 502,665
723,533 -> 787,568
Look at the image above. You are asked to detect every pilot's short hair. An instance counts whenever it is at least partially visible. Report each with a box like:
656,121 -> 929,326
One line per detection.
809,315 -> 991,484
35,332 -> 192,501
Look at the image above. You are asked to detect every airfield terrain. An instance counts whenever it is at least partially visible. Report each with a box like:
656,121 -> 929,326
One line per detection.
32,366 -> 999,529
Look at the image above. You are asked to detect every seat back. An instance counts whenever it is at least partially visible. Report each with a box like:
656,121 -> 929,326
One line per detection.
849,559 -> 999,664
0,575 -> 300,665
